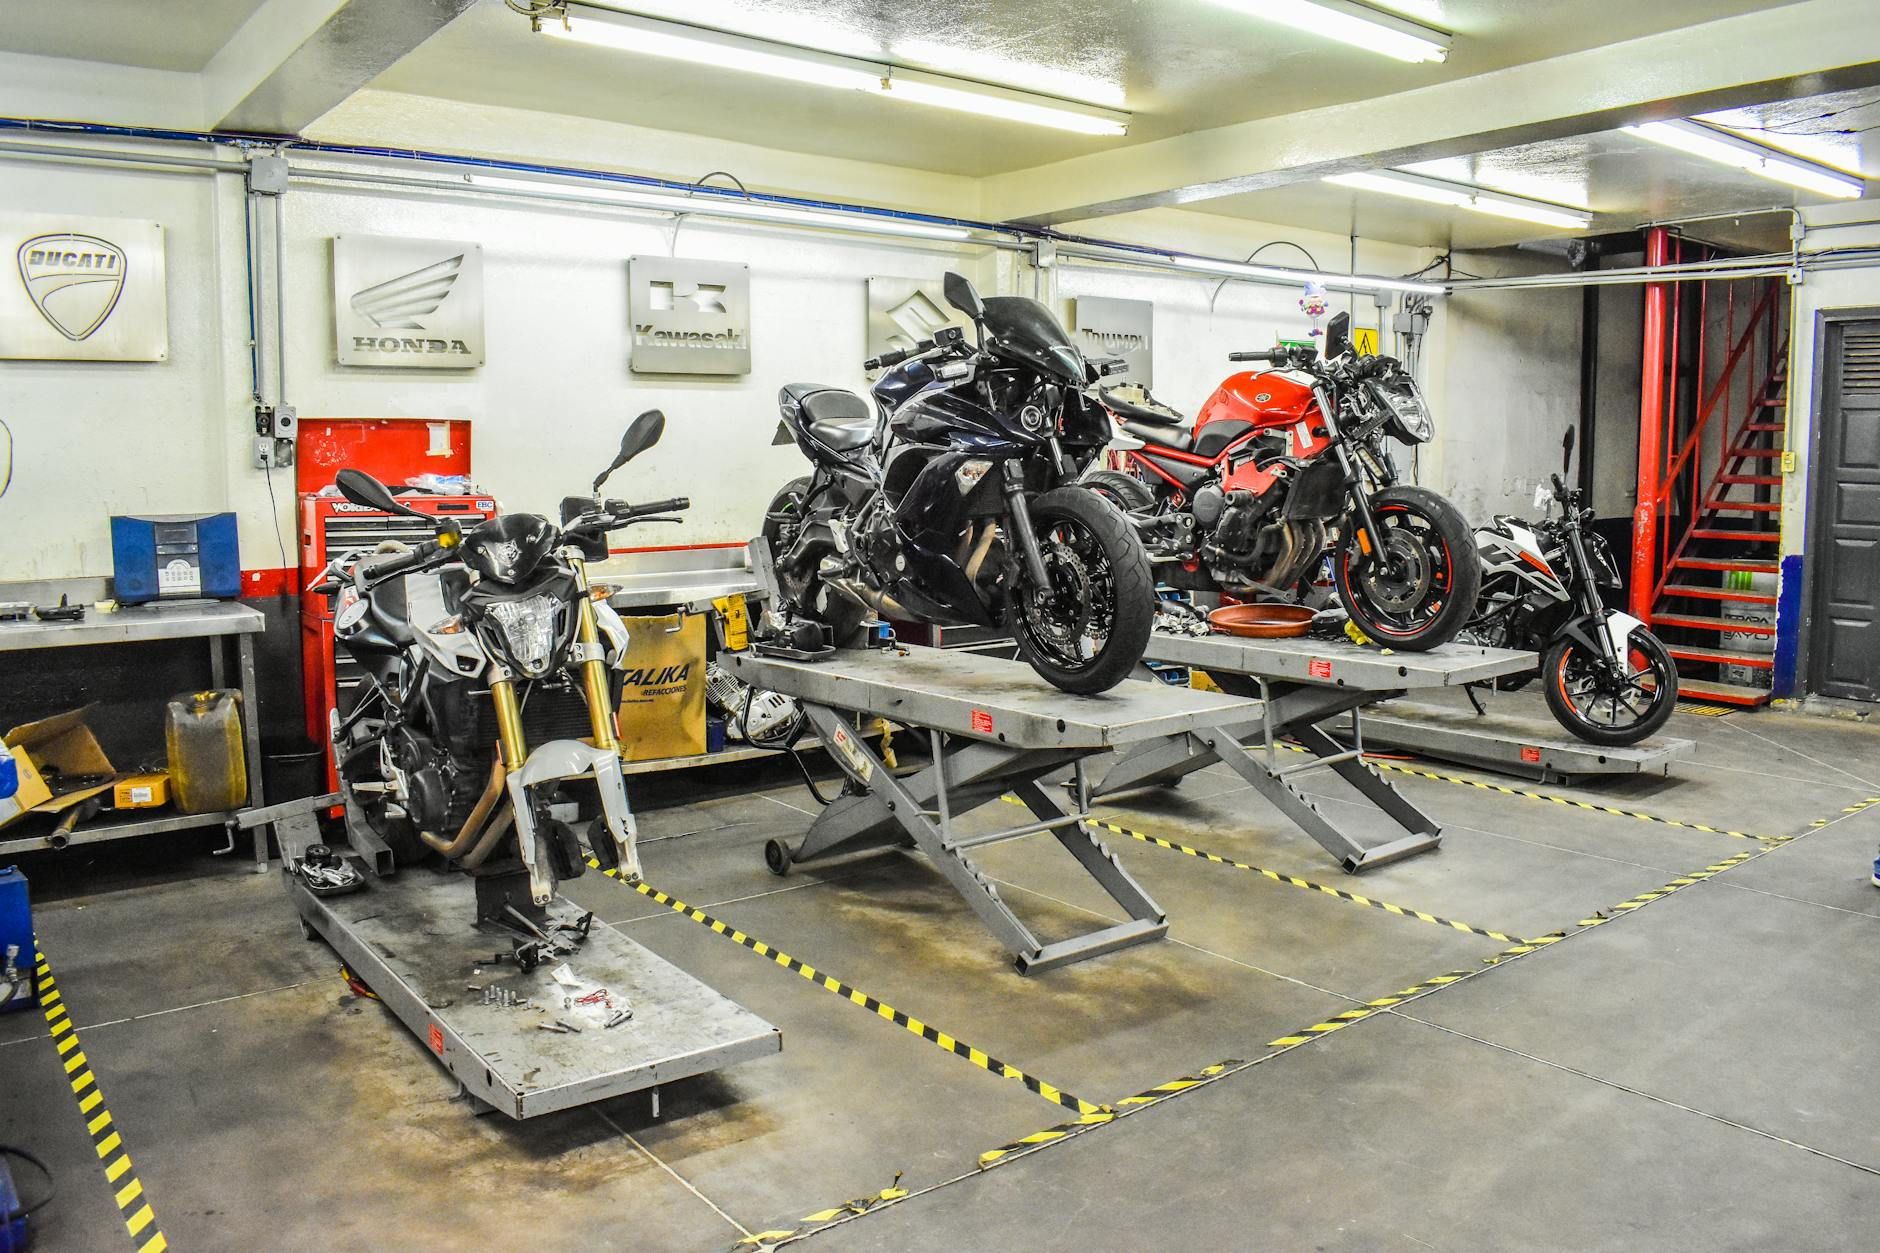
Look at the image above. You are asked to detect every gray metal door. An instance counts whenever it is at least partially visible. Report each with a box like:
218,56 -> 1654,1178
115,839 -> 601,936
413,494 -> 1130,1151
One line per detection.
1810,319 -> 1880,702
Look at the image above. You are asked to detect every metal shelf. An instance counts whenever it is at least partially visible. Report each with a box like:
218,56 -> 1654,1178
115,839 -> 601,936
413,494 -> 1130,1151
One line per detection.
0,807 -> 237,855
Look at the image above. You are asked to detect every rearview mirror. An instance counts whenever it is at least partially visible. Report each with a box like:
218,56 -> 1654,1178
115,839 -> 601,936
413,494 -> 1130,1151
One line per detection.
335,468 -> 424,519
943,271 -> 986,323
1562,425 -> 1576,475
595,409 -> 665,492
1325,311 -> 1351,358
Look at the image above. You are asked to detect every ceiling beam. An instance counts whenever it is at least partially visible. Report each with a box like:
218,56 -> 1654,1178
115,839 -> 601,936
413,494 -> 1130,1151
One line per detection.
984,0 -> 1880,226
206,0 -> 476,136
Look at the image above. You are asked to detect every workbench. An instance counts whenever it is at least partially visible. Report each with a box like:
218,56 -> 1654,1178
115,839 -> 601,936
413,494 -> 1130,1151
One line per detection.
0,600 -> 268,865
1096,632 -> 1534,872
724,644 -> 1265,974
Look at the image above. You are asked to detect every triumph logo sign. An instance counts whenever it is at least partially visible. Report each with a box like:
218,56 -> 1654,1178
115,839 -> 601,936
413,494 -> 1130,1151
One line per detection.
628,257 -> 751,375
334,235 -> 484,368
1073,295 -> 1154,387
0,214 -> 167,361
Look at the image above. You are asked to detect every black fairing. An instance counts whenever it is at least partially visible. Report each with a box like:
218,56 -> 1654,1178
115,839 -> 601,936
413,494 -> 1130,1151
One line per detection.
463,513 -> 560,584
982,295 -> 1085,385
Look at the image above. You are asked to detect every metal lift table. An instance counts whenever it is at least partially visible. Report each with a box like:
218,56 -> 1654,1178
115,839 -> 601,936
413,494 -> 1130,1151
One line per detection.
285,869 -> 781,1119
724,645 -> 1265,974
1096,633 -> 1534,872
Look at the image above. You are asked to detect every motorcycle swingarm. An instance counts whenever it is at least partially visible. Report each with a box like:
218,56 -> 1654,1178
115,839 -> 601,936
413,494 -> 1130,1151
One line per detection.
505,740 -> 643,905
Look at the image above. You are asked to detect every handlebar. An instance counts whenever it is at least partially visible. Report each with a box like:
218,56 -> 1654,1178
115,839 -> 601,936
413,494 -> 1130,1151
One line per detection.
864,325 -> 966,372
625,496 -> 689,518
1227,349 -> 1283,364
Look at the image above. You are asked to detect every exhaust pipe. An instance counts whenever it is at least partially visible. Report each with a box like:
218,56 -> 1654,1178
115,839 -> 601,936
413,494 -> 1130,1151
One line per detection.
419,758 -> 506,858
825,577 -> 909,620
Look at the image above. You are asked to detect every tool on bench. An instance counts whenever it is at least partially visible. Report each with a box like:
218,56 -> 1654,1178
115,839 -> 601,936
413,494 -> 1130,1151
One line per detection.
294,844 -> 366,897
30,595 -> 83,623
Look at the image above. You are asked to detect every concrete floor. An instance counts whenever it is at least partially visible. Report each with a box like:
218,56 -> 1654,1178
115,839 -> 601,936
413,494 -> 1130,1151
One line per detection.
4,691 -> 1878,1251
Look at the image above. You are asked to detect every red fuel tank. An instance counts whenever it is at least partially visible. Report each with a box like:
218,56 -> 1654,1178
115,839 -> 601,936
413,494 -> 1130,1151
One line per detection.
1193,369 -> 1328,459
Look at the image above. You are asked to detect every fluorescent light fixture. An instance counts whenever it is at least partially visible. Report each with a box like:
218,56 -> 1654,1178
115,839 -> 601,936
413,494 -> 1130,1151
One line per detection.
890,37 -> 1127,109
1326,170 -> 1472,208
1169,254 -> 1447,295
545,5 -> 1130,135
469,173 -> 974,241
1624,119 -> 1864,200
883,70 -> 1127,136
1212,0 -> 1451,63
1326,169 -> 1593,230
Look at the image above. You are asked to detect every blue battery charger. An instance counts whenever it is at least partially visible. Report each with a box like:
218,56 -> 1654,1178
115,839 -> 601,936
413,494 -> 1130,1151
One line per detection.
0,867 -> 30,1015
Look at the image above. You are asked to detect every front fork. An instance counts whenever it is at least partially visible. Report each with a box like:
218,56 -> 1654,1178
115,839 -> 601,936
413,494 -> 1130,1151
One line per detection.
1002,460 -> 1053,589
488,557 -> 643,906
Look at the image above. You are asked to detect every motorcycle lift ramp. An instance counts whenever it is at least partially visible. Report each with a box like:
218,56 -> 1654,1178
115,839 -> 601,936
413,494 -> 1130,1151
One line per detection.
723,643 -> 1270,974
281,830 -> 780,1120
1095,633 -> 1536,872
1328,697 -> 1695,784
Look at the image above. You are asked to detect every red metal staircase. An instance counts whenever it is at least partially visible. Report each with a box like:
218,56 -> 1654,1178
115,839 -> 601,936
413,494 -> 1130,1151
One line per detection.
1630,231 -> 1785,708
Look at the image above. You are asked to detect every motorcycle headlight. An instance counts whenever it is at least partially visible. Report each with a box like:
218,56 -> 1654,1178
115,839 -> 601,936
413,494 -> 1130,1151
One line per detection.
486,594 -> 561,677
1586,533 -> 1623,589
1373,377 -> 1434,443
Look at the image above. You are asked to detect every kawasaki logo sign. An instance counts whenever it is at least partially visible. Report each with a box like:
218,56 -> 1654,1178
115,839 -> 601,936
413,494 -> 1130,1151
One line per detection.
0,213 -> 167,361
333,235 -> 484,369
628,257 -> 751,375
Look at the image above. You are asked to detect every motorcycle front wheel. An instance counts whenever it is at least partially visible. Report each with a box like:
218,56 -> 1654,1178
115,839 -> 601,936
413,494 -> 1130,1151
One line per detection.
1004,487 -> 1154,694
1334,486 -> 1480,651
1542,627 -> 1678,746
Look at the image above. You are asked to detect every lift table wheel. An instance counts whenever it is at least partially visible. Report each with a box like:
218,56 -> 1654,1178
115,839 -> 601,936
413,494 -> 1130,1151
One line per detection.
764,838 -> 793,877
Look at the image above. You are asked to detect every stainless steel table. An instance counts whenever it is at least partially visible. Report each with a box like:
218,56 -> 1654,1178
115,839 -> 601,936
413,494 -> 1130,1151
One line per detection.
1097,633 -> 1536,871
0,601 -> 268,867
725,644 -> 1266,974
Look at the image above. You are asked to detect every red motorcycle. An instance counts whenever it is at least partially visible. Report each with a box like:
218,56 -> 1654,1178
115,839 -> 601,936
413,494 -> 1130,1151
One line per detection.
1084,313 -> 1479,649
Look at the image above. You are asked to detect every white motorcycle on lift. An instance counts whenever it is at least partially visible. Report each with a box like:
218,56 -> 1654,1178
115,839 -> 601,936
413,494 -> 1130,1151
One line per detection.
308,411 -> 691,925
1460,428 -> 1678,746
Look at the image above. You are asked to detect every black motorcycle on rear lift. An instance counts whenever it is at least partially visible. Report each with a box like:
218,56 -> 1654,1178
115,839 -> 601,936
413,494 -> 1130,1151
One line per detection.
760,271 -> 1154,694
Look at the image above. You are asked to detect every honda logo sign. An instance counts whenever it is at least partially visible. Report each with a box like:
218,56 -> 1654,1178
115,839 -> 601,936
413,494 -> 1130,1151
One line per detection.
0,214 -> 167,361
333,235 -> 484,368
628,257 -> 750,375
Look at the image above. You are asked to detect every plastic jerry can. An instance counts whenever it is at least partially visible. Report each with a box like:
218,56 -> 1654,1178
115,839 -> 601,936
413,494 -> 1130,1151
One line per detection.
166,690 -> 248,814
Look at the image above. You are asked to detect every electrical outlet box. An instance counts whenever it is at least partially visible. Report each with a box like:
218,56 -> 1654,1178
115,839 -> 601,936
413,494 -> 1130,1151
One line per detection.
1781,450 -> 1797,474
247,154 -> 289,195
254,436 -> 294,469
257,404 -> 296,439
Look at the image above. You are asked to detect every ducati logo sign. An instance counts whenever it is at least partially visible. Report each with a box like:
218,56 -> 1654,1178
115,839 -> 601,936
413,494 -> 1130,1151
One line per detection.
0,213 -> 167,361
19,234 -> 125,340
333,235 -> 484,368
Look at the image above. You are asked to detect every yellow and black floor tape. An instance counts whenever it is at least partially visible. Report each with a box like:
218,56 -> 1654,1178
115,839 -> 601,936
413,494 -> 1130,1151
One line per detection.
589,860 -> 1103,1116
1575,849 -> 1758,926
1350,753 -> 1790,844
976,1060 -> 1234,1168
1079,810 -> 1536,945
33,942 -> 167,1253
1812,796 -> 1880,827
734,1173 -> 910,1248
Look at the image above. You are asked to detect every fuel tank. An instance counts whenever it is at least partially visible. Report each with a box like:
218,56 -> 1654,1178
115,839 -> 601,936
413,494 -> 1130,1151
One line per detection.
1192,368 -> 1327,460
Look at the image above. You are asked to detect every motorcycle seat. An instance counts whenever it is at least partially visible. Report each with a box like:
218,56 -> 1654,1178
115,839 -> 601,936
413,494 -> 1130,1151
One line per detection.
1120,419 -> 1193,452
781,384 -> 875,452
1101,390 -> 1185,427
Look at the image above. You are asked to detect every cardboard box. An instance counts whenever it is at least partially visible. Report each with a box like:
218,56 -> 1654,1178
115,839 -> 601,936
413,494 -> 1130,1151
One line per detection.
0,706 -> 117,829
113,772 -> 170,810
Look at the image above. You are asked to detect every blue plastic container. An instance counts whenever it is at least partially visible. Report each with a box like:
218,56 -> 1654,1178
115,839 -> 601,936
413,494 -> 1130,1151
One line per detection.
0,744 -> 16,800
0,867 -> 31,1015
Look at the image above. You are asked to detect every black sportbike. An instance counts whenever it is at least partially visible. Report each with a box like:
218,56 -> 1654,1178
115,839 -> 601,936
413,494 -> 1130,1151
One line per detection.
761,272 -> 1154,693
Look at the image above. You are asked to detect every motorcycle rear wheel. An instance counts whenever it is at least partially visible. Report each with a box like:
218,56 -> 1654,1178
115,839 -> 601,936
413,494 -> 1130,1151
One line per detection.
1004,487 -> 1154,694
1081,468 -> 1156,514
1542,627 -> 1678,746
1334,486 -> 1479,652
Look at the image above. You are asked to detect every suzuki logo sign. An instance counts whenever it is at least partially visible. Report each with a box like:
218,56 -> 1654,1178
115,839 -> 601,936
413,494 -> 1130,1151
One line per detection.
0,214 -> 167,361
628,257 -> 751,375
334,235 -> 484,368
865,277 -> 973,368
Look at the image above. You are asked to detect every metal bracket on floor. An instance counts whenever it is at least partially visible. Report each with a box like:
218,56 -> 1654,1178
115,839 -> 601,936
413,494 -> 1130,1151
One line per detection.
1096,634 -> 1536,873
